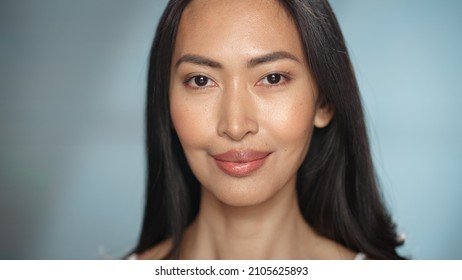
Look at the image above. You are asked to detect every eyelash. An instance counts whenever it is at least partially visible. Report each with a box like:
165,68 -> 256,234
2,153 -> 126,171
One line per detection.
183,72 -> 291,90
256,73 -> 291,88
183,75 -> 217,90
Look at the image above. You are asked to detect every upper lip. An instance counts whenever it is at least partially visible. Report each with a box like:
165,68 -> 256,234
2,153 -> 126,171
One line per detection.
212,149 -> 271,162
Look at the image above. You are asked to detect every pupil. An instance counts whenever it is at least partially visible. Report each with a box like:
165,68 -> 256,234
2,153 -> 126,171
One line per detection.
268,74 -> 281,84
195,76 -> 208,86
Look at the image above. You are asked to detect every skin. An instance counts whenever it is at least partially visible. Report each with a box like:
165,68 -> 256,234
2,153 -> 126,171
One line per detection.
141,0 -> 355,259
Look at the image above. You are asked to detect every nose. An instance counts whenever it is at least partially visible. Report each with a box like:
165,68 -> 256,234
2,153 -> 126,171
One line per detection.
217,83 -> 258,141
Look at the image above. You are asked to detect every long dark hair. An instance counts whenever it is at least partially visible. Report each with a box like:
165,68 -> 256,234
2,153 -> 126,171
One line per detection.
134,0 -> 404,259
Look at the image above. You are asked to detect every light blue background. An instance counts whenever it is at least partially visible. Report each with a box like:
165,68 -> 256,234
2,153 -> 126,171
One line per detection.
1,0 -> 461,259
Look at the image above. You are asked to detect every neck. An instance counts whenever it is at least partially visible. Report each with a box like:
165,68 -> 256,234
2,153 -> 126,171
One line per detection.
180,180 -> 321,259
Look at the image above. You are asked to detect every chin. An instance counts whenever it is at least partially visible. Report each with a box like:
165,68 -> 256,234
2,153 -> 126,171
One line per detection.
202,179 -> 288,208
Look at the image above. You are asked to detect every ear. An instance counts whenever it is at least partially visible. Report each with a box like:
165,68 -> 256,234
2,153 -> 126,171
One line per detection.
314,101 -> 334,128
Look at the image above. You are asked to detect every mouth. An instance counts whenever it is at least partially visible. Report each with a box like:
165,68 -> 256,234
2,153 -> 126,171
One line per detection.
212,150 -> 271,177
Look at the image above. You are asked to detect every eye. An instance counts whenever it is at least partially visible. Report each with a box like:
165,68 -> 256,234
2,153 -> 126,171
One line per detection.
266,73 -> 282,84
184,75 -> 217,89
257,73 -> 290,87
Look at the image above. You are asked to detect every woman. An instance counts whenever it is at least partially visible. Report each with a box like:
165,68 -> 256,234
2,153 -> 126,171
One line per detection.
132,0 -> 404,259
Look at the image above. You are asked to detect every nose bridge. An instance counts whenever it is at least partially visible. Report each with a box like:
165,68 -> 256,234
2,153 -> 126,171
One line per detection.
217,79 -> 258,140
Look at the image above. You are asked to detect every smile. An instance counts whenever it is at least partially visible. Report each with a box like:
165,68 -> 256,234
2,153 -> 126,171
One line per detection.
212,150 -> 271,177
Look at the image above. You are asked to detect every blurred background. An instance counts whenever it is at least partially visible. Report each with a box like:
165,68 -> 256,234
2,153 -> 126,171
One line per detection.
0,0 -> 461,259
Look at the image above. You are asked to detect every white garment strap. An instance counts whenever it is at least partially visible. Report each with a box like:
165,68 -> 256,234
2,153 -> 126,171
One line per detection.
126,253 -> 138,260
354,252 -> 366,260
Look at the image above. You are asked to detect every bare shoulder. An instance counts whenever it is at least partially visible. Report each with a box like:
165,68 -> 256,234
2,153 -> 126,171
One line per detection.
137,239 -> 173,260
310,234 -> 358,260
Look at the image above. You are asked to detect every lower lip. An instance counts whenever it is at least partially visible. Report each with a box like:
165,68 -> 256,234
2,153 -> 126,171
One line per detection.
214,155 -> 269,177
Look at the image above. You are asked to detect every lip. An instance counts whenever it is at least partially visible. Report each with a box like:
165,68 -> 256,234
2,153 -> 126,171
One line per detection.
212,150 -> 271,177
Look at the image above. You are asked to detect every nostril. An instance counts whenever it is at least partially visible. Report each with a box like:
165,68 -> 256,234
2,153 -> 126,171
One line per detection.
217,116 -> 259,141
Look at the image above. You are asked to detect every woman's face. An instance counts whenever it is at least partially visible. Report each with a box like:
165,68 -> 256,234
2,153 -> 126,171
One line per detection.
170,0 -> 332,207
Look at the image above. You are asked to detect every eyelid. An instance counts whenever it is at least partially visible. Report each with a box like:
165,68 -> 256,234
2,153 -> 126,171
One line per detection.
255,72 -> 292,87
183,73 -> 218,90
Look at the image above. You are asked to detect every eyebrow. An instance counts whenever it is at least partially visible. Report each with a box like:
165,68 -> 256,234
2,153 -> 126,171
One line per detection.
175,51 -> 300,69
175,54 -> 222,68
247,51 -> 301,68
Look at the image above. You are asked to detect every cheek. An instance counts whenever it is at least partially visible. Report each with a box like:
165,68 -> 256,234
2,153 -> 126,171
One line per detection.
170,95 -> 213,148
262,95 -> 316,149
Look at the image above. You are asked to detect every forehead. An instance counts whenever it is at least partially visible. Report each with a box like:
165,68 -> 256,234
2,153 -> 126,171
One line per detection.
174,0 -> 304,63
